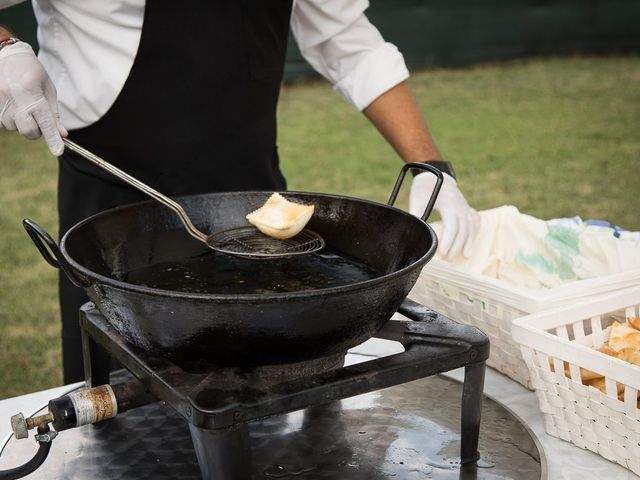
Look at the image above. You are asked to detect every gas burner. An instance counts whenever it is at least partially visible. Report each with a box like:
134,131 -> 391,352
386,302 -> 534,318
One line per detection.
1,299 -> 519,480
77,298 -> 490,479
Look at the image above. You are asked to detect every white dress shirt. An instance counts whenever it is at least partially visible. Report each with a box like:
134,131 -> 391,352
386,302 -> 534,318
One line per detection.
1,0 -> 409,130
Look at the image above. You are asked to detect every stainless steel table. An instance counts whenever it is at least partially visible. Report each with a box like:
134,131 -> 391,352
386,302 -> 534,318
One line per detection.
0,335 -> 633,479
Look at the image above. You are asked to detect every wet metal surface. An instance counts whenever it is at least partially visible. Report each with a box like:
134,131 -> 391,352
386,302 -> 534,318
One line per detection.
0,375 -> 541,479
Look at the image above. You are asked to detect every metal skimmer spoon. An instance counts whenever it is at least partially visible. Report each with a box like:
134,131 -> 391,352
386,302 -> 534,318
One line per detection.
62,139 -> 324,259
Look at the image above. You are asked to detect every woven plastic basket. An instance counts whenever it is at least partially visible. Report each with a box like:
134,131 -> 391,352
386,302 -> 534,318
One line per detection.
409,260 -> 640,389
512,288 -> 640,475
409,273 -> 531,387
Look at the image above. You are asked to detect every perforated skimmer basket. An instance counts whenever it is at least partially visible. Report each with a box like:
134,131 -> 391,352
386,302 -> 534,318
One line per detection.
207,227 -> 325,259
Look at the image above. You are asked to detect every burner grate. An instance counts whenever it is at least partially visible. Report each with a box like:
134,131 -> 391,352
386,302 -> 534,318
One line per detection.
79,298 -> 489,480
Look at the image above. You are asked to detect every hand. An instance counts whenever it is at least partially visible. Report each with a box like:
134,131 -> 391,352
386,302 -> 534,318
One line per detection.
0,41 -> 67,155
409,171 -> 480,259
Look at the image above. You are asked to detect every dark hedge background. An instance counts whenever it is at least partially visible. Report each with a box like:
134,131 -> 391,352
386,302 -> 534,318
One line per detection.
2,1 -> 639,79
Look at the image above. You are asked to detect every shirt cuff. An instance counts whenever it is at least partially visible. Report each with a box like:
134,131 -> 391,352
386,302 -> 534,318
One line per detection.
333,42 -> 410,111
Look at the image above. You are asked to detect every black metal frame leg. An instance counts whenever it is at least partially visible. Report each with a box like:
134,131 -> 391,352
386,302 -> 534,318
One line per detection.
81,321 -> 111,388
188,423 -> 252,480
460,361 -> 486,465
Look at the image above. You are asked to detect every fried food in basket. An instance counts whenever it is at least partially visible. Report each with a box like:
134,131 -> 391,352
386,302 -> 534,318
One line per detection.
246,193 -> 314,240
578,367 -> 604,381
586,377 -> 625,396
551,316 -> 640,401
596,345 -> 618,357
550,344 -> 618,380
608,321 -> 640,353
615,347 -> 640,366
550,358 -> 599,381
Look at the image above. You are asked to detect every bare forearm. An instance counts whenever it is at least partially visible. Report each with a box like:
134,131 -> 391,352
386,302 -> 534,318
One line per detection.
0,26 -> 16,38
363,82 -> 441,162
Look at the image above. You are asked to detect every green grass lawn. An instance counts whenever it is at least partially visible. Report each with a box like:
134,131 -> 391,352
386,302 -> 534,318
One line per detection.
1,56 -> 639,399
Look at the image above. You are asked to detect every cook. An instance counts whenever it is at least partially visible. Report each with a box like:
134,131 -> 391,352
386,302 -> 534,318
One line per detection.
0,0 -> 480,383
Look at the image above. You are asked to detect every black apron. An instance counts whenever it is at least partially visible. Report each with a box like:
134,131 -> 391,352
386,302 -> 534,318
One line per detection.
58,0 -> 292,383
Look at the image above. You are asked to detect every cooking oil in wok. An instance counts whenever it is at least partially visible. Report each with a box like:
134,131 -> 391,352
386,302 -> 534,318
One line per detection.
122,249 -> 381,294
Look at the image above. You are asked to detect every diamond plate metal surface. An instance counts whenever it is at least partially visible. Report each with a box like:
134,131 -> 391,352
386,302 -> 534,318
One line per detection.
0,375 -> 541,479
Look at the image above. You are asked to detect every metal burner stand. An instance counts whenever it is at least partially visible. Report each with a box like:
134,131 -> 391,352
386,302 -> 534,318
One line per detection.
79,298 -> 489,480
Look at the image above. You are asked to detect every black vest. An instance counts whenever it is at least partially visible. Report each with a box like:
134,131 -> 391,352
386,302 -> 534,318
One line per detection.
65,0 -> 292,195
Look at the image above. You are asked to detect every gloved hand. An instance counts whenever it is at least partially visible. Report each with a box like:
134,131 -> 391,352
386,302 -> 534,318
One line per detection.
0,41 -> 66,155
409,171 -> 480,259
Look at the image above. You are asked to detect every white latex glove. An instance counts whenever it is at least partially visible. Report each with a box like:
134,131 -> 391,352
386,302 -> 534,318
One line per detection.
409,172 -> 480,259
0,41 -> 67,155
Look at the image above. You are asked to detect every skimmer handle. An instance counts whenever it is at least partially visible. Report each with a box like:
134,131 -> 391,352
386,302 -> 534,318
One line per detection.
62,139 -> 209,244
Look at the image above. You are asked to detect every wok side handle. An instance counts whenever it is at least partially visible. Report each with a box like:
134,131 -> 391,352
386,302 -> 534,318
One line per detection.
22,219 -> 88,288
387,162 -> 444,221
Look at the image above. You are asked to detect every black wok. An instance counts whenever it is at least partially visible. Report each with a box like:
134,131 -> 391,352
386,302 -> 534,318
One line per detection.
24,164 -> 442,366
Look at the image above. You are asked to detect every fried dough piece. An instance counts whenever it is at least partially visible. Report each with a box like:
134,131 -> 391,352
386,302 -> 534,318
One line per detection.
549,358 -> 602,382
628,317 -> 640,331
616,347 -> 640,367
246,193 -> 314,239
587,377 -> 625,396
559,358 -> 601,381
579,367 -> 604,382
596,345 -> 618,357
574,346 -> 621,381
616,390 -> 640,403
609,321 -> 640,352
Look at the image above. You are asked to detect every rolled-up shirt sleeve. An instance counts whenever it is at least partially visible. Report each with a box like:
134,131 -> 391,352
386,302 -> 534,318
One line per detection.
291,0 -> 409,111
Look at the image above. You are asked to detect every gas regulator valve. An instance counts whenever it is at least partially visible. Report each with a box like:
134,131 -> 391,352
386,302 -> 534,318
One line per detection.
10,412 -> 56,441
10,384 -> 118,441
2,380 -> 153,480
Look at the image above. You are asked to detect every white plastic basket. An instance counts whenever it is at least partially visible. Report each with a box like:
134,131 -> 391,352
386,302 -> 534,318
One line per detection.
512,288 -> 640,475
409,259 -> 640,389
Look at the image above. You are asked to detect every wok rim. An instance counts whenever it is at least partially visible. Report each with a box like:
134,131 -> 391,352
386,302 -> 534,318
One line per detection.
60,190 -> 438,302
